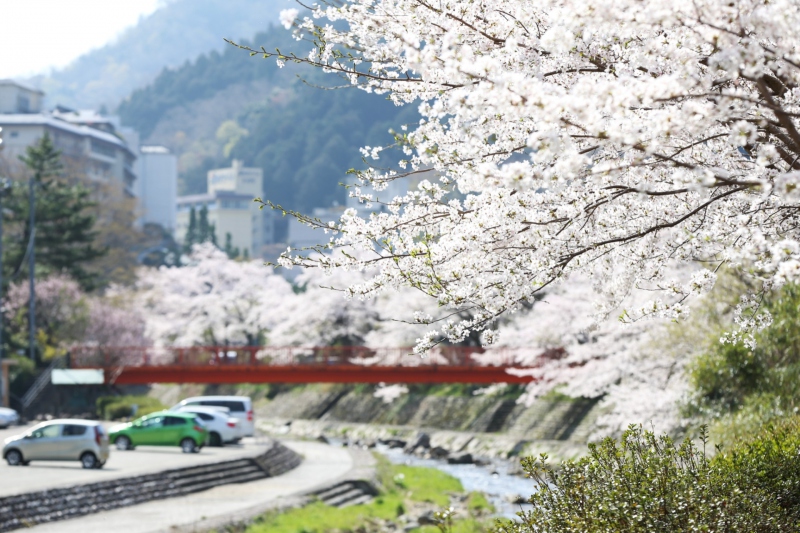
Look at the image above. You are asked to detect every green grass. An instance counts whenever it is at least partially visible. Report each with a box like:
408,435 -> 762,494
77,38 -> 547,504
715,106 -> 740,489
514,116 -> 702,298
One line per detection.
244,497 -> 406,533
237,456 -> 484,533
466,492 -> 494,514
392,464 -> 463,506
414,518 -> 493,533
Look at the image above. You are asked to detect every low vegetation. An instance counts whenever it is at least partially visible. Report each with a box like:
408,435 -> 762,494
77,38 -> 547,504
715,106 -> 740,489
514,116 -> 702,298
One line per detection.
495,422 -> 800,532
96,395 -> 166,420
218,456 -> 493,533
688,282 -> 800,442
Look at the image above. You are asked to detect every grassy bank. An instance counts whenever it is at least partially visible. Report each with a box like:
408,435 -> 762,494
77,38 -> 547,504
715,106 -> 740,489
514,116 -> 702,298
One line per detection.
216,455 -> 494,533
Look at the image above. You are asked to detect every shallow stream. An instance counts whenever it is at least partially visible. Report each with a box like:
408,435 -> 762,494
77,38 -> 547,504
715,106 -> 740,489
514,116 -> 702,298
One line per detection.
374,443 -> 534,519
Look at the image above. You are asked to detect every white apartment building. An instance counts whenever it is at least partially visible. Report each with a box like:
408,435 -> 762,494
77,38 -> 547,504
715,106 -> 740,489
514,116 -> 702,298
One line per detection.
0,81 -> 136,194
176,160 -> 268,258
135,146 -> 177,233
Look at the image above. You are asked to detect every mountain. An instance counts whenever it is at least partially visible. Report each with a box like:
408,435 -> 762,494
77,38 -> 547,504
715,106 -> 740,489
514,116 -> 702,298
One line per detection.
117,25 -> 418,213
27,0 -> 290,110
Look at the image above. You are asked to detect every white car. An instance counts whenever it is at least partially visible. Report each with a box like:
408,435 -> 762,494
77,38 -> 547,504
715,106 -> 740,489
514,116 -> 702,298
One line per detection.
0,407 -> 19,429
172,396 -> 254,437
173,406 -> 240,446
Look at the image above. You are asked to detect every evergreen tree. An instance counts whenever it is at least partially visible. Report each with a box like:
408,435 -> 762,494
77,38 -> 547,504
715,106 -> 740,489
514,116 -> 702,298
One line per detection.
184,206 -> 198,253
209,222 -> 218,247
9,133 -> 106,291
224,232 -> 240,259
196,205 -> 218,245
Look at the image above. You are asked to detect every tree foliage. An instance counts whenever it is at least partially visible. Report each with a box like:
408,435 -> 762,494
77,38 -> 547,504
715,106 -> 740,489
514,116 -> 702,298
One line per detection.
8,133 -> 106,291
689,283 -> 800,439
235,0 -> 800,352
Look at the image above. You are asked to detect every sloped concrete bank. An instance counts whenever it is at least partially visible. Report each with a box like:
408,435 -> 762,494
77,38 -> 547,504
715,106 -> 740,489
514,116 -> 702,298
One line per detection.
256,386 -> 606,461
0,441 -> 301,533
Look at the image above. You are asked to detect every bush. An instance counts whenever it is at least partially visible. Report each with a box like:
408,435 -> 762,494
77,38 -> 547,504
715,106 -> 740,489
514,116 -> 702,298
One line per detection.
689,283 -> 800,419
96,395 -> 166,420
713,416 -> 800,523
494,425 -> 797,533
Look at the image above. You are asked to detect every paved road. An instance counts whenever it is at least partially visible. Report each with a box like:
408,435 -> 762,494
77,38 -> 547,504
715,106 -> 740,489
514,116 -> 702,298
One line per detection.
0,421 -> 272,497
24,440 -> 357,533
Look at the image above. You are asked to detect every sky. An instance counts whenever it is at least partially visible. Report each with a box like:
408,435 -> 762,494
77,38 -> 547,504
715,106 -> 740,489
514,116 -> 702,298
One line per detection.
0,0 -> 163,79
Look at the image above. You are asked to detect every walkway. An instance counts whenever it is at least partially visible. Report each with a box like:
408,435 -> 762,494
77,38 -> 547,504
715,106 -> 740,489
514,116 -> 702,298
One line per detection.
23,440 -> 356,533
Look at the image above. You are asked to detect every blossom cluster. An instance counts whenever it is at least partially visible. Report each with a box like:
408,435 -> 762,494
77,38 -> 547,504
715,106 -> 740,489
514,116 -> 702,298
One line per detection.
264,0 -> 800,350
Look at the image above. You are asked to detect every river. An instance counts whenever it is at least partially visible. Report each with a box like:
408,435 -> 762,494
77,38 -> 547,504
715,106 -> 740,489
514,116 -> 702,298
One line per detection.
373,443 -> 535,519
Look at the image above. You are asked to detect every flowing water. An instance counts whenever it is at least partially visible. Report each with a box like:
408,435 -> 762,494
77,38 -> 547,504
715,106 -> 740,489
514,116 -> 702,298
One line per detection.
374,443 -> 534,519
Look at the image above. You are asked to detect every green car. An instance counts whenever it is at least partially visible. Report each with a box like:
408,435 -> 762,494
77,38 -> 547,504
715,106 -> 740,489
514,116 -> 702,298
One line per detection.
108,411 -> 208,453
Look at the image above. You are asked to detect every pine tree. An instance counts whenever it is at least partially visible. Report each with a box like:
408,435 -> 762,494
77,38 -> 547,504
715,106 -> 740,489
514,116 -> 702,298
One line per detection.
197,205 -> 212,243
9,133 -> 106,291
224,232 -> 240,259
184,206 -> 198,253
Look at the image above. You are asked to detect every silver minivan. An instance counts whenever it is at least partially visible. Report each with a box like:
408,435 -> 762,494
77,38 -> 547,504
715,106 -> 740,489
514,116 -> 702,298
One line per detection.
2,419 -> 110,468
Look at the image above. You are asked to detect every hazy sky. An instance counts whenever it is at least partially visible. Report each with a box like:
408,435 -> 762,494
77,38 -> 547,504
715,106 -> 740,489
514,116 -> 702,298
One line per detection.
0,0 -> 162,79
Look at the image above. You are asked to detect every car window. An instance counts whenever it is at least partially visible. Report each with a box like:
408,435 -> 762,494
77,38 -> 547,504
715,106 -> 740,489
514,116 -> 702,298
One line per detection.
140,416 -> 163,428
164,416 -> 187,426
201,400 -> 245,412
194,412 -> 213,421
63,425 -> 87,436
30,425 -> 62,438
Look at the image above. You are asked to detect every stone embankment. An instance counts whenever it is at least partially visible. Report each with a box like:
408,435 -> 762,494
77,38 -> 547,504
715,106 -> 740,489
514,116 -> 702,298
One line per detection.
257,386 -> 604,462
0,441 -> 301,533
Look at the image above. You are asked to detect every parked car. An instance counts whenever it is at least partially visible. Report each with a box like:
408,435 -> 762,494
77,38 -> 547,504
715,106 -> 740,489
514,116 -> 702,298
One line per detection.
173,406 -> 240,446
109,411 -> 207,453
2,419 -> 109,468
171,396 -> 254,437
0,407 -> 19,429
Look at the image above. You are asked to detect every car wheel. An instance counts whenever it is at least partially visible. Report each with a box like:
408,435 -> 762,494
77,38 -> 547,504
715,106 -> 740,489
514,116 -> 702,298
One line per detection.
95,461 -> 105,469
180,437 -> 196,454
5,449 -> 23,466
80,452 -> 98,469
115,435 -> 132,451
209,432 -> 223,447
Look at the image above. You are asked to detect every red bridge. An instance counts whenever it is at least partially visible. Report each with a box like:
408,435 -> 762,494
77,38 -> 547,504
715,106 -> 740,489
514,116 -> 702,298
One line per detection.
70,346 -> 543,385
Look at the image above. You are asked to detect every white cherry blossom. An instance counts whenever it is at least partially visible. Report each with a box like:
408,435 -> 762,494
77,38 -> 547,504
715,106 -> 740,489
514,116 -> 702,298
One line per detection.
230,0 -> 800,350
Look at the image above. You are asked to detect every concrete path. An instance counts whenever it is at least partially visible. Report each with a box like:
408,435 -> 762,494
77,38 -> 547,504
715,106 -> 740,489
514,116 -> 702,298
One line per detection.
24,440 -> 355,533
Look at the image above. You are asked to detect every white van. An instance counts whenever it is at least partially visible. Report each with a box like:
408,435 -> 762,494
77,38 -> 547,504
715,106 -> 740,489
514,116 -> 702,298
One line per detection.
171,396 -> 254,437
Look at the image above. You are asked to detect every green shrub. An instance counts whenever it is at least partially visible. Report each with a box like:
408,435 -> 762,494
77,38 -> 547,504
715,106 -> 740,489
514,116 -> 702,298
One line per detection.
689,283 -> 800,420
712,416 -> 800,523
494,425 -> 797,533
96,395 -> 166,420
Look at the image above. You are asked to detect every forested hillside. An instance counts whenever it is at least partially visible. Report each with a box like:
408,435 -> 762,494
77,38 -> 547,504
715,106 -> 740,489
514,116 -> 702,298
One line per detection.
27,0 -> 287,110
118,24 -> 416,212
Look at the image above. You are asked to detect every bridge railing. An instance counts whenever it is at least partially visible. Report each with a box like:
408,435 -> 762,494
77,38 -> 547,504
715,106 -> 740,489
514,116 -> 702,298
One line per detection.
69,345 -> 545,369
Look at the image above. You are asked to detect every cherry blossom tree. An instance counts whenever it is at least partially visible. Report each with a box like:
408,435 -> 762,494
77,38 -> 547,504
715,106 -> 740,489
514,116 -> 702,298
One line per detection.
4,274 -> 147,358
229,0 -> 800,352
131,244 -> 293,346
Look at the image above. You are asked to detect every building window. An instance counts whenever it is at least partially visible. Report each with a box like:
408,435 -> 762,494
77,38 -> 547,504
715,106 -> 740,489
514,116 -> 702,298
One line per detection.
9,131 -> 18,138
17,95 -> 30,113
90,139 -> 116,158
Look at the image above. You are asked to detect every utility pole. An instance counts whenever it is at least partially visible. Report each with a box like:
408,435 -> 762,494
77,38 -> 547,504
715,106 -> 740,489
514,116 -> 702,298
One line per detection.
28,176 -> 35,362
0,179 -> 14,407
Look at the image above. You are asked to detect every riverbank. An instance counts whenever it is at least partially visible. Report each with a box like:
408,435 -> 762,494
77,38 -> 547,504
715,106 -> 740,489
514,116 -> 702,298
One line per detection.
208,452 -> 499,533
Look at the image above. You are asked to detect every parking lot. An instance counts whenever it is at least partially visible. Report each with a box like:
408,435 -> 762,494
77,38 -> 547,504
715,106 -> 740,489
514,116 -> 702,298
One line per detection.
0,421 -> 271,497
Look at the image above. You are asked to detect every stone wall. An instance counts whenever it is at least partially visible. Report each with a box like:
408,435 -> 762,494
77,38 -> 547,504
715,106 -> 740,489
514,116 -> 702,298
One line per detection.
259,387 -> 604,441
